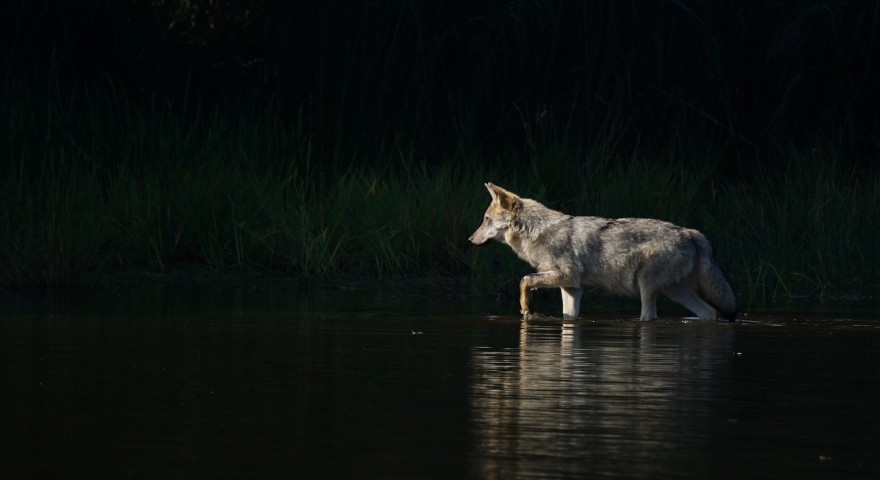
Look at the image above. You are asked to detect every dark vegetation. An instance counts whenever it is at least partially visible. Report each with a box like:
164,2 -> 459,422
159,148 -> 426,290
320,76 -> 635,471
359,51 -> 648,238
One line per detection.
2,1 -> 878,303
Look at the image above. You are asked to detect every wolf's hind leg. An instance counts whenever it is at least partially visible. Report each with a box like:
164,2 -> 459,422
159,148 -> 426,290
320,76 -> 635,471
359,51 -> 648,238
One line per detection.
560,287 -> 583,320
662,285 -> 717,321
519,271 -> 569,316
638,282 -> 659,321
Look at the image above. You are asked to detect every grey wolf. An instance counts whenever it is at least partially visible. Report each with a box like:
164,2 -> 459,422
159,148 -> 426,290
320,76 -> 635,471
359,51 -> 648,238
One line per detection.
468,183 -> 737,322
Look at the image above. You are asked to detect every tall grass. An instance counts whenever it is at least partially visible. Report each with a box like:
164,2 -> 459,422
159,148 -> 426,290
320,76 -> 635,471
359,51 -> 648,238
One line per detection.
1,76 -> 878,306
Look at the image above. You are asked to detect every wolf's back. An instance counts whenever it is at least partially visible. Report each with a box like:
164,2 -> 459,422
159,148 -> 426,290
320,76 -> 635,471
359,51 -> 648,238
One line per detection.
691,232 -> 737,321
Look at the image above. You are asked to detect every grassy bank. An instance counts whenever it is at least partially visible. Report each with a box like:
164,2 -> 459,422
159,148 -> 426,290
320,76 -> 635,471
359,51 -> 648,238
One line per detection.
2,78 -> 878,305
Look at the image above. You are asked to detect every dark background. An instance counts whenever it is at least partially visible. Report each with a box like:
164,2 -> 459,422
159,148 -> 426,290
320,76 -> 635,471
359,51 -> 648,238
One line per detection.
5,1 -> 878,168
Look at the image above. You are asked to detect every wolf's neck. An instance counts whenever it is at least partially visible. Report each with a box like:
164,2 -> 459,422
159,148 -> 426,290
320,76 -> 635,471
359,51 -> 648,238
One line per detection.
505,200 -> 568,267
513,200 -> 567,237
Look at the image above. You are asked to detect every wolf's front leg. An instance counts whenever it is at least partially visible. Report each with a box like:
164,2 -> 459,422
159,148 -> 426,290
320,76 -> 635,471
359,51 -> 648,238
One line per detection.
519,271 -> 570,317
560,287 -> 583,320
519,282 -> 531,316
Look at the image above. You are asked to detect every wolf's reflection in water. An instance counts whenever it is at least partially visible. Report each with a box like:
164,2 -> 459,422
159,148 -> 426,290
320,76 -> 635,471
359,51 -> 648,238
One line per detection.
469,319 -> 735,479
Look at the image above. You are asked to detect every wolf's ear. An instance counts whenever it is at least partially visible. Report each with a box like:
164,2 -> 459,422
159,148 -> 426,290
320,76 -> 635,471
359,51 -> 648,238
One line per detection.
484,182 -> 500,203
485,182 -> 521,211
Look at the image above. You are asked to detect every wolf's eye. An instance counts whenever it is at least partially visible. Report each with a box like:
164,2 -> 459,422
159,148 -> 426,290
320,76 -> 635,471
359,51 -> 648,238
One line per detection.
484,216 -> 490,223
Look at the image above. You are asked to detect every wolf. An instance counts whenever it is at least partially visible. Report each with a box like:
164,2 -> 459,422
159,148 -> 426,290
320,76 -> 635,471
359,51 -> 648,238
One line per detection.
468,183 -> 737,322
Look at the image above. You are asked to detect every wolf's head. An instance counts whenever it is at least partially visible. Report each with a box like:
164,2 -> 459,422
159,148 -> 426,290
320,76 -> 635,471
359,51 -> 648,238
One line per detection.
468,182 -> 522,245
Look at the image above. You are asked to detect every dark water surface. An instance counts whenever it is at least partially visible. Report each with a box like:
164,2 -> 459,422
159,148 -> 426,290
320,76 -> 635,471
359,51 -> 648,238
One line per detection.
2,287 -> 879,479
